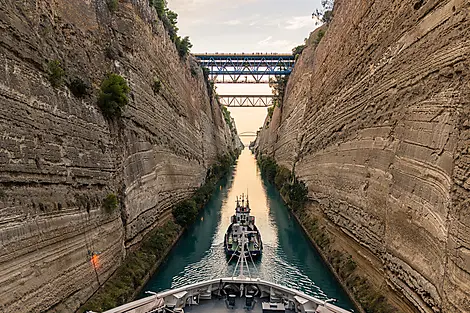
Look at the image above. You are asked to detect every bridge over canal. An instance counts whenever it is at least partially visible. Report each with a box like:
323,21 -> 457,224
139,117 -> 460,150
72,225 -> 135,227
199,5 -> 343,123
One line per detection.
194,53 -> 295,107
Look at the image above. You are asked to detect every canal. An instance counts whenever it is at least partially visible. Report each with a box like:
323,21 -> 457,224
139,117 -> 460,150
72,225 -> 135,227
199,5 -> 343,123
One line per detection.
141,148 -> 355,311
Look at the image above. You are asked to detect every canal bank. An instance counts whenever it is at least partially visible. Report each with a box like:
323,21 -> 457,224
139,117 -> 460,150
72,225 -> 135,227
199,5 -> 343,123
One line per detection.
79,153 -> 239,313
141,148 -> 355,311
256,154 -> 401,313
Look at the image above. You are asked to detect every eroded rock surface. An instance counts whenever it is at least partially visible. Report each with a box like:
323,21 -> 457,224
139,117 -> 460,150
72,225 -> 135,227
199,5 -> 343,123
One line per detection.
255,0 -> 469,312
0,0 -> 241,312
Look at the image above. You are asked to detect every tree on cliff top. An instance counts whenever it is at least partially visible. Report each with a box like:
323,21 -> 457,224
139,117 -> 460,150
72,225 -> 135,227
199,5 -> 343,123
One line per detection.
150,0 -> 192,59
312,0 -> 334,25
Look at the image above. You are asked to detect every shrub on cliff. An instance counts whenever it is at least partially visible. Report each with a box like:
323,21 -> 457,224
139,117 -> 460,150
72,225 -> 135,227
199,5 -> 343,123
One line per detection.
221,106 -> 234,129
47,60 -> 65,88
292,44 -> 306,59
102,193 -> 118,213
172,153 -> 236,227
98,74 -> 130,118
68,77 -> 90,98
152,77 -> 162,94
150,0 -> 165,19
313,30 -> 325,45
257,156 -> 308,212
175,36 -> 193,58
107,0 -> 118,13
267,106 -> 275,119
150,0 -> 193,59
79,221 -> 181,312
172,199 -> 198,227
269,75 -> 288,107
258,156 -> 278,183
275,167 -> 291,189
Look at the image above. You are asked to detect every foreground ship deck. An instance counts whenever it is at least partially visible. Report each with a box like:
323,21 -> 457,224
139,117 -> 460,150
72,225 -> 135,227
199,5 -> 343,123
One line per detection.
101,277 -> 351,313
181,297 -> 296,313
98,225 -> 350,313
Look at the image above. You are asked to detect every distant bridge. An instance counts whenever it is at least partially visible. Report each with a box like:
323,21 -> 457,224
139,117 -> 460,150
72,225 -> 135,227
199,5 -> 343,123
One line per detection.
238,131 -> 258,137
218,95 -> 274,107
194,53 -> 295,83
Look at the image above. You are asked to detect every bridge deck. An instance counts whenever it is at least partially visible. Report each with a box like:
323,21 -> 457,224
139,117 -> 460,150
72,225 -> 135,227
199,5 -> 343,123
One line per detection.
194,53 -> 294,58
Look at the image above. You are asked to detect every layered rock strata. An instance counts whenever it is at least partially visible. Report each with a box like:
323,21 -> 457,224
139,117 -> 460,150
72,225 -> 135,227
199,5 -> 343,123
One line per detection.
0,0 -> 241,312
255,0 -> 469,312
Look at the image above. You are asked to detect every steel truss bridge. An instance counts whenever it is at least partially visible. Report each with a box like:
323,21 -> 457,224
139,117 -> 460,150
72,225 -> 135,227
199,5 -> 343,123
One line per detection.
218,95 -> 274,107
195,53 -> 295,83
238,131 -> 258,137
194,53 -> 294,107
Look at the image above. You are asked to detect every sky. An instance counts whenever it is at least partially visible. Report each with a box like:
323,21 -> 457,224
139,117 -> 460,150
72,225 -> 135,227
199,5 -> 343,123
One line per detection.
166,0 -> 324,140
167,0 -> 323,53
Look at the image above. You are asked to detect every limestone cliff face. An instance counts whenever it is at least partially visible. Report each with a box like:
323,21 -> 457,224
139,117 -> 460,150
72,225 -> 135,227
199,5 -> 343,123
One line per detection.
0,0 -> 241,312
255,0 -> 469,312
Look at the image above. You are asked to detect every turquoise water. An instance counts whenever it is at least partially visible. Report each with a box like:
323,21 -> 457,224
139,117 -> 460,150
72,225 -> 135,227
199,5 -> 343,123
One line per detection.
141,148 -> 355,311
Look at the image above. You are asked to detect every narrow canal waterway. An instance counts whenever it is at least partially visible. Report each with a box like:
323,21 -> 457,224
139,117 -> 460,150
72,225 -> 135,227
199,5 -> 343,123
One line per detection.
141,148 -> 355,311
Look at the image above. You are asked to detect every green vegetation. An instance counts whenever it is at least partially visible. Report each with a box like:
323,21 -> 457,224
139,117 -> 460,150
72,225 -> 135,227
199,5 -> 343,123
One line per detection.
313,0 -> 334,25
257,155 -> 308,212
107,0 -> 119,12
152,77 -> 162,94
98,73 -> 130,118
172,199 -> 198,227
175,36 -> 193,58
149,0 -> 165,19
292,44 -> 306,60
82,151 -> 238,312
266,106 -> 275,127
172,153 -> 237,227
267,106 -> 274,119
102,193 -> 118,213
69,77 -> 90,98
313,30 -> 325,45
202,67 -> 210,81
190,64 -> 199,77
201,66 -> 216,100
257,154 -> 396,313
269,75 -> 289,108
47,60 -> 65,88
221,106 -> 234,130
150,0 -> 192,59
79,220 -> 181,312
301,214 -> 396,313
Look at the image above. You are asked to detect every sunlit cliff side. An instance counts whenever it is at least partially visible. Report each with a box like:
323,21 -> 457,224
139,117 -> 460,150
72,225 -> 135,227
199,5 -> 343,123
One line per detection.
254,0 -> 469,312
0,0 -> 242,312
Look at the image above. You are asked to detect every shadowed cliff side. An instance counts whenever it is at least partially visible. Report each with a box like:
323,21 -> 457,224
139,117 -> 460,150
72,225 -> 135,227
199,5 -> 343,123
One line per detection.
254,0 -> 469,312
0,0 -> 242,312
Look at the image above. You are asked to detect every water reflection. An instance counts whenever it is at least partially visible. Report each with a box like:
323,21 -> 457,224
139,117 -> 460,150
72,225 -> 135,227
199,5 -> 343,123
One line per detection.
141,148 -> 354,311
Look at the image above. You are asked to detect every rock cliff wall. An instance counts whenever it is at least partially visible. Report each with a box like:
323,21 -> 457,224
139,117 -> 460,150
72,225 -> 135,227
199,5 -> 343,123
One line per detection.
0,0 -> 241,312
255,0 -> 469,312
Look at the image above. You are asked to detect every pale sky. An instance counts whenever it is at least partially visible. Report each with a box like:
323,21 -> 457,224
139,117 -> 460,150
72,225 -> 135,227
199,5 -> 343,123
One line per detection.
167,0 -> 324,138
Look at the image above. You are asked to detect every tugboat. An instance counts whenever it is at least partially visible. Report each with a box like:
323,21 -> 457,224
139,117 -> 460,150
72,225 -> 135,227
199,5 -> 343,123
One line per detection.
224,194 -> 263,258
